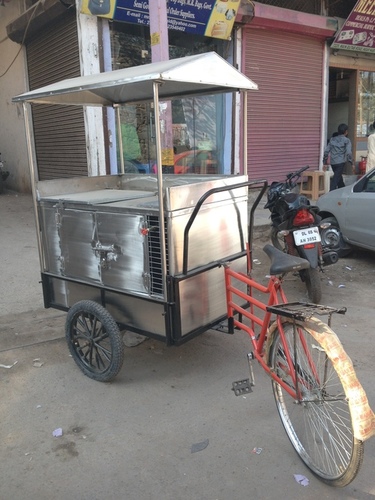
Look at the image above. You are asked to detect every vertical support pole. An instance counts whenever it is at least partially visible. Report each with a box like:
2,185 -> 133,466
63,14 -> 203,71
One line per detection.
153,82 -> 167,298
242,91 -> 248,176
149,0 -> 169,62
149,1 -> 174,170
115,105 -> 125,174
321,42 -> 329,173
149,1 -> 171,299
23,102 -> 45,272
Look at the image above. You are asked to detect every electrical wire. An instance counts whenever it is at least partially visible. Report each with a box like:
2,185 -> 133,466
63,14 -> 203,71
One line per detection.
0,0 -> 44,79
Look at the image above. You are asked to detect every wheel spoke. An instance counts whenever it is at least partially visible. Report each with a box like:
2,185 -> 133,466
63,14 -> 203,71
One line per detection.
74,316 -> 92,340
66,301 -> 124,382
270,322 -> 363,486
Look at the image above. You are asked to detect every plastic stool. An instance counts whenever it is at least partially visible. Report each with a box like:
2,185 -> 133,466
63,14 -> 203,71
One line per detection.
300,170 -> 325,200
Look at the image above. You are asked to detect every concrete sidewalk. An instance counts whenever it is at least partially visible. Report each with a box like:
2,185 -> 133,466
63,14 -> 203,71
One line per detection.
1,190 -> 375,500
0,192 -> 46,315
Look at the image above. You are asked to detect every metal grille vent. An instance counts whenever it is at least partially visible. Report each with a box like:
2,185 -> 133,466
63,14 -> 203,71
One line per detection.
147,216 -> 169,296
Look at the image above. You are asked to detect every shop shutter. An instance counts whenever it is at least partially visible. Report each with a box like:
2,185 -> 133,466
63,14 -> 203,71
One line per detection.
26,12 -> 87,180
243,28 -> 324,182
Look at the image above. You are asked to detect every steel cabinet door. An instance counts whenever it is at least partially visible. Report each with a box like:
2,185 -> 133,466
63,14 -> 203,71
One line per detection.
60,209 -> 100,283
96,212 -> 149,294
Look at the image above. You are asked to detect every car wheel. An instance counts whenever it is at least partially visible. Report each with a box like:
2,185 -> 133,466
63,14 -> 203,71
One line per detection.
320,217 -> 352,257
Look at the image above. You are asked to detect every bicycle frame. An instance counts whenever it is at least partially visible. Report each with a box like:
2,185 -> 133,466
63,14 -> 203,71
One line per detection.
225,242 -> 374,486
224,246 -> 314,400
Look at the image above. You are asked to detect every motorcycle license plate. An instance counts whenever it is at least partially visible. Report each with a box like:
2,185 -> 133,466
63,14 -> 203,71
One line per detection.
293,227 -> 321,245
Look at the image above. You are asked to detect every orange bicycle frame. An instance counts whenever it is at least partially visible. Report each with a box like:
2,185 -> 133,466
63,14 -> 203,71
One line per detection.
224,259 -> 312,400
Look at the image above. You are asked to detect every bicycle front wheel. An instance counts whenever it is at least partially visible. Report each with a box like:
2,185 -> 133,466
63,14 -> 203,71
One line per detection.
269,322 -> 364,487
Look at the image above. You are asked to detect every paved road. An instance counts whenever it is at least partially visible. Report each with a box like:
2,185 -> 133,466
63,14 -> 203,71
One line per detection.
1,192 -> 374,499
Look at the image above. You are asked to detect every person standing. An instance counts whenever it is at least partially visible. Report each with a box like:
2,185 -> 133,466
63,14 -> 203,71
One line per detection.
366,121 -> 375,172
323,123 -> 353,190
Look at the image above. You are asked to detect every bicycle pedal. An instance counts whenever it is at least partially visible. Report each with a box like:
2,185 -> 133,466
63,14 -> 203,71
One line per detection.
232,379 -> 253,396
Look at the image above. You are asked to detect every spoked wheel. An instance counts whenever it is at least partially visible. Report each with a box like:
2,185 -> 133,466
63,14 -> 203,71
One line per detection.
301,267 -> 322,304
271,226 -> 286,252
269,322 -> 364,486
65,300 -> 124,382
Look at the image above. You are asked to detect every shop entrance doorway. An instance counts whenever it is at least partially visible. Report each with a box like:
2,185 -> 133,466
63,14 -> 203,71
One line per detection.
327,67 -> 360,177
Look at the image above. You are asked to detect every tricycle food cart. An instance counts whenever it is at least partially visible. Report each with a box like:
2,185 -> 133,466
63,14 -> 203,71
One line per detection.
13,52 -> 265,381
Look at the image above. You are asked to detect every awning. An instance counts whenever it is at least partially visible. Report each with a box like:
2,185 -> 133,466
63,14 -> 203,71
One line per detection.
235,1 -> 338,38
12,52 -> 258,107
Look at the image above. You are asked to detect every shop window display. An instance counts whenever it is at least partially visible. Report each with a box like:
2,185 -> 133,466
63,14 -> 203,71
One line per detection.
109,23 -> 229,174
357,72 -> 375,137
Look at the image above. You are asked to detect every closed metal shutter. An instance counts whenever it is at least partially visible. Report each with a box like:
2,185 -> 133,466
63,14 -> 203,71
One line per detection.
26,12 -> 87,180
244,28 -> 324,182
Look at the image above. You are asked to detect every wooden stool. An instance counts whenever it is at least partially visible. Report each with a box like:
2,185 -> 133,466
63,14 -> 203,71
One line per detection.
300,170 -> 325,200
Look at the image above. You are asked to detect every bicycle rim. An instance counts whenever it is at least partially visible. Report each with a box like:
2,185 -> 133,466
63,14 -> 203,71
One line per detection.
270,323 -> 364,486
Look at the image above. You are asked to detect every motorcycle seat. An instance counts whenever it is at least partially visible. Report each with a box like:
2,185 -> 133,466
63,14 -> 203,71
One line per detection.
263,244 -> 310,275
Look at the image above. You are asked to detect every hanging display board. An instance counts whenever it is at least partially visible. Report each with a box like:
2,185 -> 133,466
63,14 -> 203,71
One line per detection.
331,0 -> 375,54
80,0 -> 241,40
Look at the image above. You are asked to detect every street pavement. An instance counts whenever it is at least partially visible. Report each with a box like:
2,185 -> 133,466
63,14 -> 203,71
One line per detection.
1,190 -> 375,500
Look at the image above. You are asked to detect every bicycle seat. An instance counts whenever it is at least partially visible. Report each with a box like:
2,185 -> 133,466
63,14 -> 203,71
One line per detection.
263,244 -> 310,275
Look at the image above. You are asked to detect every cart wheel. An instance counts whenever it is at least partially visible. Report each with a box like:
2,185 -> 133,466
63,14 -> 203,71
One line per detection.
65,300 -> 124,382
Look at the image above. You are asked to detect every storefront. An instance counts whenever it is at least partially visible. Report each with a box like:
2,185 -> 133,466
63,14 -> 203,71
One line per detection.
328,0 -> 375,172
6,1 -> 243,181
26,11 -> 88,180
239,3 -> 338,181
8,1 -> 372,187
90,0 -> 244,176
108,21 -> 231,175
7,4 -> 89,181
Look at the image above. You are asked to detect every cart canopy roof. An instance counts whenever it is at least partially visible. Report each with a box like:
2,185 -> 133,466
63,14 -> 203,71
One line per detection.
12,52 -> 258,107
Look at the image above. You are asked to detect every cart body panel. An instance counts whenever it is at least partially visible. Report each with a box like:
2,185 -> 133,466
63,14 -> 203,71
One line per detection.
38,173 -> 249,343
12,52 -> 261,376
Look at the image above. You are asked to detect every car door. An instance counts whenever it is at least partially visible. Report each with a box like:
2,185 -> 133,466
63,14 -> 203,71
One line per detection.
344,171 -> 375,249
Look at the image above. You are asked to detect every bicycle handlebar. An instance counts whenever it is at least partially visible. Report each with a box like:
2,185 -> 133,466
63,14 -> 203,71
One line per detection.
286,165 -> 309,182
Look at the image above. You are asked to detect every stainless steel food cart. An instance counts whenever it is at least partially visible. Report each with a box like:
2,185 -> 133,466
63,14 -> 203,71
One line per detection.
13,52 -> 265,381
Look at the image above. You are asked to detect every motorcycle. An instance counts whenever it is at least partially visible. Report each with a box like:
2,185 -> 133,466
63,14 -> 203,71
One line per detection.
264,165 -> 338,303
0,152 -> 9,194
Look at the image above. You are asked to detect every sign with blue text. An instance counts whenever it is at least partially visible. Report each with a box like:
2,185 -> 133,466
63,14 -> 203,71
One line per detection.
81,0 -> 241,40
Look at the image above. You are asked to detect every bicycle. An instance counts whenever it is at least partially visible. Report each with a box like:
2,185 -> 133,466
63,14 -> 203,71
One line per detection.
224,242 -> 375,487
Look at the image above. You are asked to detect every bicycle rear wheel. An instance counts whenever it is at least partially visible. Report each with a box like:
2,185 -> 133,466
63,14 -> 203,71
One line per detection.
269,322 -> 364,486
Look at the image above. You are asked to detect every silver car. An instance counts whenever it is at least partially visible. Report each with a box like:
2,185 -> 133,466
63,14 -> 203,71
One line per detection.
317,168 -> 375,256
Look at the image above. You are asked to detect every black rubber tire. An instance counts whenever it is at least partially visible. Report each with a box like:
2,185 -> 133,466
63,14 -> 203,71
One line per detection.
269,322 -> 364,487
65,300 -> 124,382
303,267 -> 322,303
271,226 -> 286,252
320,216 -> 352,257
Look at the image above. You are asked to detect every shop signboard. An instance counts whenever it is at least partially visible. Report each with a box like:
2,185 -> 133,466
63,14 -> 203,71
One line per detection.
81,0 -> 241,40
331,0 -> 375,54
